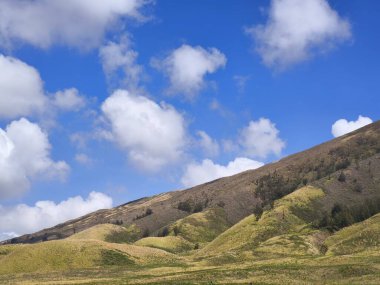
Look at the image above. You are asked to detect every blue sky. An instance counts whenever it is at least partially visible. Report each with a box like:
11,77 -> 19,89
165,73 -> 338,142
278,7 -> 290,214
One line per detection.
0,0 -> 379,239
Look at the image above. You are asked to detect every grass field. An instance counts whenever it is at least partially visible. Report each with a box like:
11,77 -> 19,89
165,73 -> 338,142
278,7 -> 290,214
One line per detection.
1,187 -> 379,284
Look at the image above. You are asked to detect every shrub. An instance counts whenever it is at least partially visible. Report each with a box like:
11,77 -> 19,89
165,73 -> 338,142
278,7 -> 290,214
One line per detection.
193,202 -> 204,213
253,204 -> 263,220
338,172 -> 346,182
178,200 -> 192,212
142,229 -> 150,238
158,227 -> 169,237
173,226 -> 179,236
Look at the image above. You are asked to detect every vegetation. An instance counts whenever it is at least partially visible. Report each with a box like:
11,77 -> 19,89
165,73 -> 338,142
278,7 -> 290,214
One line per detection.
134,236 -> 194,253
133,208 -> 153,220
168,208 -> 231,244
1,122 -> 379,284
316,198 -> 380,232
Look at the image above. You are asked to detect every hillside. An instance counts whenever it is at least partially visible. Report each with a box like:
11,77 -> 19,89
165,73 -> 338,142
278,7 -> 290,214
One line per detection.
0,121 -> 379,284
4,120 -> 380,245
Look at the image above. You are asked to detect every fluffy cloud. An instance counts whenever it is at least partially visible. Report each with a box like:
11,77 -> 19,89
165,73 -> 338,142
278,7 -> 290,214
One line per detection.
246,0 -> 351,69
197,131 -> 219,157
52,88 -> 86,111
331,115 -> 373,137
0,118 -> 69,199
99,36 -> 143,90
0,54 -> 86,119
0,191 -> 112,241
153,44 -> 226,97
239,118 -> 285,159
0,0 -> 149,49
0,54 -> 46,119
101,90 -> 187,171
181,157 -> 264,187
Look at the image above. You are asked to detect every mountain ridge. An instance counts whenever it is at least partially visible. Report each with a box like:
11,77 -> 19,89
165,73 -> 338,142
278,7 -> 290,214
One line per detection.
3,120 -> 380,245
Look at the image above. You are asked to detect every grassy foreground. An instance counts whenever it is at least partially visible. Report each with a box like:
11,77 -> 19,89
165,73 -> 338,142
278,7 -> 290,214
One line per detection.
0,254 -> 379,284
1,187 -> 379,284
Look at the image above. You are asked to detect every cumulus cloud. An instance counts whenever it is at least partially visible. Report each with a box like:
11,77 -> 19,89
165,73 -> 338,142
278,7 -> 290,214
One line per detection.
0,54 -> 46,119
239,118 -> 285,159
0,191 -> 112,241
152,44 -> 226,98
181,157 -> 264,187
197,131 -> 219,157
52,88 -> 86,111
246,0 -> 351,69
101,90 -> 187,172
331,115 -> 373,137
0,54 -> 86,119
0,118 -> 69,199
99,36 -> 144,91
0,0 -> 150,49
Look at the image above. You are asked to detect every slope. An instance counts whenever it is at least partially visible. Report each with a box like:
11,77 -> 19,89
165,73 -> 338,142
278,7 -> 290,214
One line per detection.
3,120 -> 380,246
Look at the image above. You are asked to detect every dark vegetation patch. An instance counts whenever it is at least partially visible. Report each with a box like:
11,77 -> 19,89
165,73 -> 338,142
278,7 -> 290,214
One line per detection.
315,198 -> 380,232
101,250 -> 135,266
134,208 -> 153,221
177,199 -> 208,213
253,133 -> 380,213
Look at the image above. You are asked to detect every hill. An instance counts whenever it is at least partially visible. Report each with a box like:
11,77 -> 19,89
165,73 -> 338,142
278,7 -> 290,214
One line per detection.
0,121 -> 379,284
4,120 -> 380,245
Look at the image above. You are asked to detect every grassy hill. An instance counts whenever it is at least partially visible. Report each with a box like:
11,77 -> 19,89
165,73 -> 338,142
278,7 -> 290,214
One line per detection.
5,120 -> 379,245
0,121 -> 379,284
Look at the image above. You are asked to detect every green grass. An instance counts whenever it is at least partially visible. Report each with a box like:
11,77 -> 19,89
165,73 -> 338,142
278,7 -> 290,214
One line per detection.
134,236 -> 194,253
197,186 -> 325,257
167,207 -> 231,245
324,213 -> 380,255
69,223 -> 141,243
1,189 -> 380,284
0,239 -> 182,275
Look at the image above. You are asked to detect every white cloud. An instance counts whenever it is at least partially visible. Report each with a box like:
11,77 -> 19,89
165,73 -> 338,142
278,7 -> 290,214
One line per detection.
99,36 -> 143,91
152,44 -> 226,98
0,191 -> 112,241
0,0 -> 150,50
181,157 -> 264,188
0,54 -> 86,119
52,88 -> 86,111
101,90 -> 187,172
246,0 -> 351,69
75,153 -> 93,165
0,54 -> 46,119
0,118 -> 69,199
239,118 -> 285,159
197,131 -> 219,157
331,115 -> 373,137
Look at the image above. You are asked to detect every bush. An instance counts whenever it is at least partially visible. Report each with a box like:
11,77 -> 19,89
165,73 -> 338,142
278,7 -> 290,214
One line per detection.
133,208 -> 153,220
158,227 -> 169,237
253,204 -> 263,220
142,229 -> 150,238
338,172 -> 346,182
193,202 -> 204,213
173,226 -> 179,236
178,200 -> 192,212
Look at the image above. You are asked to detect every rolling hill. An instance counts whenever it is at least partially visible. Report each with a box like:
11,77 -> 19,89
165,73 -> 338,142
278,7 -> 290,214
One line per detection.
0,120 -> 379,284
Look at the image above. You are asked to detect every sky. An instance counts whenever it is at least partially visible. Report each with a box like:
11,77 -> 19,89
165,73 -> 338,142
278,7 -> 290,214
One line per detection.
0,0 -> 379,241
